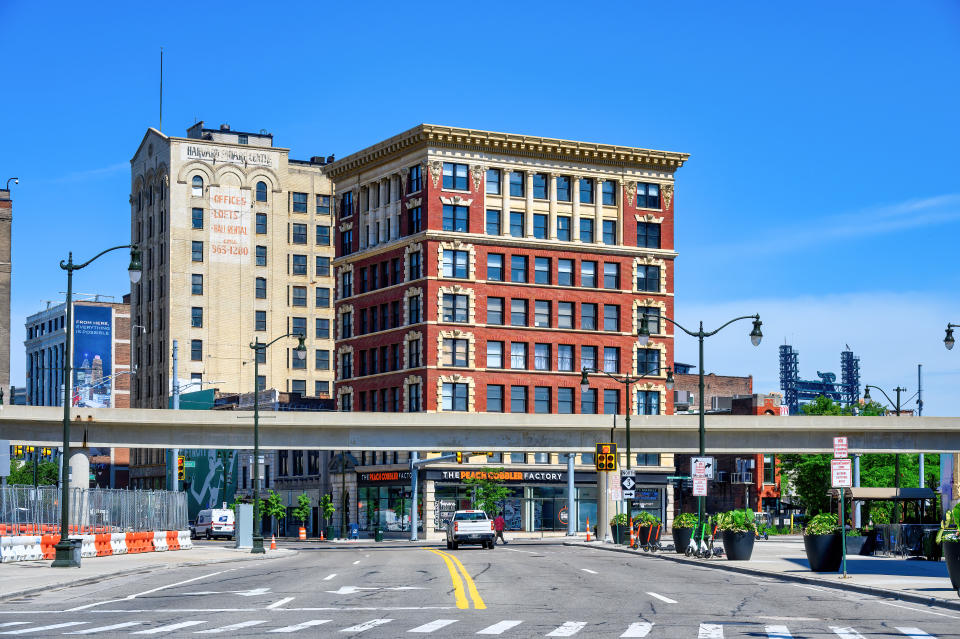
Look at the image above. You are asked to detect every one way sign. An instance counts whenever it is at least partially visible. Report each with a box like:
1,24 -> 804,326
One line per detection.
621,470 -> 637,499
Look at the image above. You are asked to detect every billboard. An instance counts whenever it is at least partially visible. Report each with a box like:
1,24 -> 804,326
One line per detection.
73,305 -> 112,407
209,186 -> 250,264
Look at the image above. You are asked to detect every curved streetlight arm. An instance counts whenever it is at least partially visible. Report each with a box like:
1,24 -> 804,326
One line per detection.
250,331 -> 305,351
581,365 -> 672,387
61,244 -> 138,272
661,313 -> 760,339
863,384 -> 908,413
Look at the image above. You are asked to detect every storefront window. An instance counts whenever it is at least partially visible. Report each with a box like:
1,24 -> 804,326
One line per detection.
510,452 -> 526,464
357,485 -> 422,533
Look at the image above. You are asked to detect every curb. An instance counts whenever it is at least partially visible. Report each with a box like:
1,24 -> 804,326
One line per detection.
564,541 -> 960,613
0,548 -> 297,603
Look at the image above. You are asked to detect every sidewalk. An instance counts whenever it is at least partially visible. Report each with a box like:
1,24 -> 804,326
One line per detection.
568,535 -> 960,611
0,544 -> 295,602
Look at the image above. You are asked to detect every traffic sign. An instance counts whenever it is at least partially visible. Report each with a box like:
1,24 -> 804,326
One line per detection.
831,458 -> 852,488
623,490 -> 636,499
693,477 -> 708,496
183,461 -> 196,468
609,484 -> 622,500
691,456 -> 715,479
621,475 -> 637,492
833,437 -> 848,458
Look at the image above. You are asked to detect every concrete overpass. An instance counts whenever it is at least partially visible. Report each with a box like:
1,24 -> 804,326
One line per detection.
0,405 -> 957,453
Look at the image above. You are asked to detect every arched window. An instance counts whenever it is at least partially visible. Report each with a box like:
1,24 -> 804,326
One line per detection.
192,175 -> 204,197
256,181 -> 268,202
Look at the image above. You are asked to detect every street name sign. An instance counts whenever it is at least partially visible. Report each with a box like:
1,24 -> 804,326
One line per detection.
691,456 -> 715,480
834,437 -> 848,459
693,477 -> 708,496
831,458 -> 852,488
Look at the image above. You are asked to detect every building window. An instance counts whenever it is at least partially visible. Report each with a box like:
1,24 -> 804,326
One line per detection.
534,343 -> 551,371
602,220 -> 617,245
581,303 -> 597,330
408,295 -> 421,323
581,261 -> 597,288
637,390 -> 660,415
640,307 -> 661,334
486,168 -> 500,195
255,181 -> 267,202
510,342 -> 527,369
442,250 -> 469,278
558,259 -> 574,287
316,256 -> 330,277
442,205 -> 468,232
316,225 -> 330,246
191,241 -> 203,262
763,455 -> 776,484
558,388 -> 574,414
292,254 -> 307,275
509,212 -> 524,238
602,180 -> 617,205
442,162 -> 469,190
636,222 -> 661,249
534,386 -> 551,413
238,134 -> 248,145
486,341 -> 504,368
191,175 -> 203,197
409,251 -> 421,279
408,164 -> 422,193
292,286 -> 307,307
510,255 -> 527,283
487,297 -> 504,325
255,277 -> 267,299
255,310 -> 266,331
603,389 -> 620,414
341,229 -> 353,255
638,348 -> 660,375
191,207 -> 203,229
637,182 -> 661,209
256,376 -> 265,393
442,383 -> 468,411
315,349 -> 330,370
637,265 -> 660,292
510,299 -> 527,326
557,216 -> 571,241
190,339 -> 202,361
292,192 -> 308,213
314,381 -> 329,397
341,191 -> 353,218
509,171 -> 525,197
408,383 -> 421,411
603,346 -> 620,373
255,245 -> 267,266
340,352 -> 353,379
485,209 -> 501,235
534,257 -> 550,285
532,174 -> 548,199
406,206 -> 422,234
603,262 -> 619,289
554,344 -> 574,372
578,178 -> 593,204
486,253 -> 503,281
558,302 -> 573,329
556,176 -> 571,202
486,384 -> 504,412
408,338 -> 421,367
442,338 -> 468,367
316,287 -> 330,308
534,300 -> 551,328
291,224 -> 307,245
442,294 -> 469,323
192,274 -> 203,295
316,194 -> 330,215
581,345 -> 597,371
342,272 -> 353,298
256,213 -> 267,234
191,307 -> 203,328
603,304 -> 620,331
580,218 -> 594,243
510,385 -> 527,413
316,318 -> 329,339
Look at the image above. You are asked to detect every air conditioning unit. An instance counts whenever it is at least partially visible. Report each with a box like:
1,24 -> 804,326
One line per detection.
732,472 -> 753,484
715,471 -> 728,483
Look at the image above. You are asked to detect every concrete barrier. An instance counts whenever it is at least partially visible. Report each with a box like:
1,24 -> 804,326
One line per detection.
111,532 -> 127,555
153,531 -> 168,552
22,535 -> 43,561
178,530 -> 193,550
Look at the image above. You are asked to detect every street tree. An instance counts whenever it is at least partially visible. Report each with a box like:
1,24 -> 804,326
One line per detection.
7,460 -> 59,486
261,490 -> 287,537
291,493 -> 312,532
462,467 -> 511,516
318,493 -> 335,535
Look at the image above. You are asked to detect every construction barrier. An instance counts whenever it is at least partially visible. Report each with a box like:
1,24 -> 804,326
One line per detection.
40,534 -> 58,559
111,532 -> 127,555
94,533 -> 112,557
166,531 -> 179,551
0,527 -> 192,563
178,530 -> 192,550
153,531 -> 168,552
75,535 -> 97,558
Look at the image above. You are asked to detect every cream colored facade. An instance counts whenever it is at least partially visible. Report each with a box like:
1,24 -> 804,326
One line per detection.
129,123 -> 336,408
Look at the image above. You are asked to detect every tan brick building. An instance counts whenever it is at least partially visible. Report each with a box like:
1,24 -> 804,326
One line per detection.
0,185 -> 11,398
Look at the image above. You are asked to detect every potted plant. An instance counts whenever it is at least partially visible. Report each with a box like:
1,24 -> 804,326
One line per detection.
672,513 -> 698,554
803,512 -> 842,572
634,511 -> 661,548
715,509 -> 757,560
844,526 -> 867,556
936,503 -> 960,595
610,513 -> 630,545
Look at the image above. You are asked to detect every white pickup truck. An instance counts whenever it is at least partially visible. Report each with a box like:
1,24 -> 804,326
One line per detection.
445,510 -> 496,550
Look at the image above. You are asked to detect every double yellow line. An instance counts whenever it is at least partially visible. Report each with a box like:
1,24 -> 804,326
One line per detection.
425,548 -> 486,609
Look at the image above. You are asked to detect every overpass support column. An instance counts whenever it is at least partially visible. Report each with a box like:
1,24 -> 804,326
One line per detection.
69,447 -> 89,492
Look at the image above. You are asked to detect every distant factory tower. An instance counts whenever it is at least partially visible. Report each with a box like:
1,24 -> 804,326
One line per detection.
779,344 -> 860,415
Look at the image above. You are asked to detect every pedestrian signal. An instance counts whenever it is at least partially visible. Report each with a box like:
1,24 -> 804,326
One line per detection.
595,443 -> 618,471
177,455 -> 185,481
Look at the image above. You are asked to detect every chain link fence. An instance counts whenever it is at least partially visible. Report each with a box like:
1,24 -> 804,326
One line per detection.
0,486 -> 187,534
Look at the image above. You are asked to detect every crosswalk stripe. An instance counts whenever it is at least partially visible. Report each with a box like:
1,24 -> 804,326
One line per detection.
765,625 -> 792,638
341,619 -> 393,633
0,626 -> 28,630
547,622 -> 587,637
65,623 -> 143,635
897,629 -> 936,638
132,621 -> 207,635
831,629 -> 867,639
699,624 -> 724,639
0,623 -> 87,635
409,620 -> 458,633
621,622 -> 654,637
195,620 -> 267,634
269,620 -> 331,633
646,592 -> 678,604
476,620 -> 523,635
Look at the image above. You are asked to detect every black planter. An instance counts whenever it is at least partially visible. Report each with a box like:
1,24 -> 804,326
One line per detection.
673,527 -> 693,553
859,532 -> 877,556
637,525 -> 661,546
945,540 -> 960,591
844,535 -> 867,556
721,530 -> 755,561
804,533 -> 842,572
612,524 -> 629,545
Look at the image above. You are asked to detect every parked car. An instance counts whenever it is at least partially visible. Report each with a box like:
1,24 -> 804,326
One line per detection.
445,510 -> 495,550
195,509 -> 235,540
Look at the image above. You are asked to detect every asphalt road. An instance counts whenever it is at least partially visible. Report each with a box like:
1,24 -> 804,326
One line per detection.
0,540 -> 956,638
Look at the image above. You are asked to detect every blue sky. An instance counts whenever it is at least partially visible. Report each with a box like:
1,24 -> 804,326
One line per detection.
1,1 -> 958,414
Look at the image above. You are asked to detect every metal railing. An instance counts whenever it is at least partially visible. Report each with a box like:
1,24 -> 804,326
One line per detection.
0,486 -> 187,535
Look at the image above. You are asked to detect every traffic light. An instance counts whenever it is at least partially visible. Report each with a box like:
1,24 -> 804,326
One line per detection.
455,452 -> 463,464
14,445 -> 22,458
177,455 -> 185,481
595,443 -> 618,472
471,452 -> 494,458
42,448 -> 52,456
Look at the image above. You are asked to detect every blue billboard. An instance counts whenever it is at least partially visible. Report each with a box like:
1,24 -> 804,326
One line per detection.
73,305 -> 112,407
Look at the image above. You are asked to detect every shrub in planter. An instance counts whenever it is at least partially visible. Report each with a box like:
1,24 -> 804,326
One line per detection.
610,513 -> 630,545
936,504 -> 960,593
634,511 -> 662,547
844,528 -> 867,556
803,513 -> 842,572
672,512 -> 698,553
715,509 -> 757,560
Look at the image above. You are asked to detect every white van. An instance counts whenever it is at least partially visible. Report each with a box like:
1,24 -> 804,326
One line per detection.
194,509 -> 235,540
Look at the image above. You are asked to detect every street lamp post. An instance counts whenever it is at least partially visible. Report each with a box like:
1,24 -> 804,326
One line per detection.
863,384 -> 908,523
249,332 -> 305,554
52,245 -> 141,567
659,314 -> 763,529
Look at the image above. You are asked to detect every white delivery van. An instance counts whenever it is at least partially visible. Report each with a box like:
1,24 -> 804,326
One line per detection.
195,508 -> 235,540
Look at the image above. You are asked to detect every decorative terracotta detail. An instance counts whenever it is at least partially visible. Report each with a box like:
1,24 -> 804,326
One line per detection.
662,183 -> 674,210
439,195 -> 473,207
626,182 -> 637,207
471,164 -> 485,191
429,160 -> 442,187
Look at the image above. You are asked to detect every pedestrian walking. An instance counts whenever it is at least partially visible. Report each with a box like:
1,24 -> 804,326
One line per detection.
494,512 -> 507,545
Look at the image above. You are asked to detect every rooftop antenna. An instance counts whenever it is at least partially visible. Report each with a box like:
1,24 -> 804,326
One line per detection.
159,47 -> 163,132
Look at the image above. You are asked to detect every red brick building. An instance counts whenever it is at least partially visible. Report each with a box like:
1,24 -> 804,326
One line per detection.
326,125 -> 687,418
